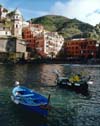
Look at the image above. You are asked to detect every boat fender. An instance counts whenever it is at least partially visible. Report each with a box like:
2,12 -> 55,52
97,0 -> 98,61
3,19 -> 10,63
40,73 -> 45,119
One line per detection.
87,81 -> 93,85
74,83 -> 80,86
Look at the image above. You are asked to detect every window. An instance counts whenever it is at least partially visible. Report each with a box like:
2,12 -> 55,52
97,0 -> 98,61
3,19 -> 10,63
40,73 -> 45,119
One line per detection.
16,24 -> 18,28
16,16 -> 18,19
6,31 -> 8,35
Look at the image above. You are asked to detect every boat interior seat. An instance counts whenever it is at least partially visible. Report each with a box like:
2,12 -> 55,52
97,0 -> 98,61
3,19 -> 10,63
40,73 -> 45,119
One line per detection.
15,90 -> 34,97
22,94 -> 34,97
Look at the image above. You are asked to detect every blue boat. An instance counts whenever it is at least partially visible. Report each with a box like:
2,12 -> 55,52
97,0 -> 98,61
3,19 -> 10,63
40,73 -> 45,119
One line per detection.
11,83 -> 50,117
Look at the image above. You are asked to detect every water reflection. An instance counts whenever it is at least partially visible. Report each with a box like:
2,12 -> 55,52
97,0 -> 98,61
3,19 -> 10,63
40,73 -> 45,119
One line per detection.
11,103 -> 47,126
0,64 -> 100,126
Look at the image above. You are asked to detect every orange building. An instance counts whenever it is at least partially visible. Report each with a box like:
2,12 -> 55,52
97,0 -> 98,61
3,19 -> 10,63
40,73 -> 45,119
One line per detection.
22,24 -> 44,49
35,33 -> 47,57
22,27 -> 35,50
22,24 -> 46,58
64,39 -> 97,58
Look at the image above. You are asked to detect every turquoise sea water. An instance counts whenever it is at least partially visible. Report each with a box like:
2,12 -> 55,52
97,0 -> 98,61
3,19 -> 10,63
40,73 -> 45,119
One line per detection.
0,64 -> 100,126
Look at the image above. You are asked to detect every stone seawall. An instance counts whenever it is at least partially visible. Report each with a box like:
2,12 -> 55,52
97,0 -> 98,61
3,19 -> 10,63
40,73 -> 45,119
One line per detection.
0,37 -> 26,62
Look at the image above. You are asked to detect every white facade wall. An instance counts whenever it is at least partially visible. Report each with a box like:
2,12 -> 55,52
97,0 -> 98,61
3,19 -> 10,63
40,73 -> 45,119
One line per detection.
16,40 -> 26,53
1,12 -> 7,19
23,21 -> 29,28
0,30 -> 11,36
0,39 -> 7,52
12,10 -> 23,38
44,31 -> 64,57
30,26 -> 44,36
0,7 -> 8,19
13,20 -> 22,37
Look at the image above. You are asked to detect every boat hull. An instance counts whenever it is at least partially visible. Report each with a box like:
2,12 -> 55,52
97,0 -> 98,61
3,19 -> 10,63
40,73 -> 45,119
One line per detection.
18,102 -> 48,116
54,70 -> 90,95
57,79 -> 89,95
11,86 -> 49,117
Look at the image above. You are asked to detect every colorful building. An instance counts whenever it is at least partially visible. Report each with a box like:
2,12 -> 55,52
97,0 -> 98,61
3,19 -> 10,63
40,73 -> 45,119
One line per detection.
43,31 -> 64,58
0,5 -> 28,38
22,24 -> 44,57
0,6 -> 28,61
22,27 -> 35,50
0,5 -> 64,59
22,25 -> 64,58
64,38 -> 97,58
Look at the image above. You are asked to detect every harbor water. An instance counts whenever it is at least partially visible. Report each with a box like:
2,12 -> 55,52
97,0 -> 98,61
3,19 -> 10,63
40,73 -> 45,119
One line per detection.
0,63 -> 100,126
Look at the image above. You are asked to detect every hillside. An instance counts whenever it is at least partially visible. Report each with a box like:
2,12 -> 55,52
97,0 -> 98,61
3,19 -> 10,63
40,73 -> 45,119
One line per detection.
30,15 -> 94,39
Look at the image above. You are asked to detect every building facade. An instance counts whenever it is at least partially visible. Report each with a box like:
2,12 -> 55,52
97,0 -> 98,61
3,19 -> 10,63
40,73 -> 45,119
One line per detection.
22,24 -> 44,51
0,5 -> 8,19
0,6 -> 27,38
43,31 -> 64,58
6,8 -> 23,38
0,6 -> 27,61
64,38 -> 97,58
0,37 -> 27,61
23,25 -> 64,58
22,27 -> 35,50
0,5 -> 64,60
0,23 -> 11,36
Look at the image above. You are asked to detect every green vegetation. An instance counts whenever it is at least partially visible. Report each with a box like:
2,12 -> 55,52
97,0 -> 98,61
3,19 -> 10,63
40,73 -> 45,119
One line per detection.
0,4 -> 2,7
0,18 -> 12,28
30,15 -> 68,32
30,15 -> 95,39
90,23 -> 100,43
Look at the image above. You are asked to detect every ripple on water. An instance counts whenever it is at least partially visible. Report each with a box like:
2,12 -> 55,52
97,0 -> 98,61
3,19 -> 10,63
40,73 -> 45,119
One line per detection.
0,64 -> 100,126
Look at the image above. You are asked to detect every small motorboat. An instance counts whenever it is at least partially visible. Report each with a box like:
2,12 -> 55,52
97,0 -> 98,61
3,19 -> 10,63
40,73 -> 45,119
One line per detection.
11,82 -> 51,117
54,70 -> 93,94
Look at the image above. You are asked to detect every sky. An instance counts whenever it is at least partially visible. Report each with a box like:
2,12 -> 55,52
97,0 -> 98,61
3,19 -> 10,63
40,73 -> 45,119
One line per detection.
0,0 -> 100,26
